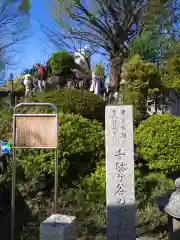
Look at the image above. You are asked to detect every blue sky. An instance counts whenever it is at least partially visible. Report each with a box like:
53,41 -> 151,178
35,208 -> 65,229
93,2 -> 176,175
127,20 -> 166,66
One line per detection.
5,0 -> 107,80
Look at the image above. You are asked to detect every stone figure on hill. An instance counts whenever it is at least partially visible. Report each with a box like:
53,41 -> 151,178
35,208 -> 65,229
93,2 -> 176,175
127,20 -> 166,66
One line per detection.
74,47 -> 91,73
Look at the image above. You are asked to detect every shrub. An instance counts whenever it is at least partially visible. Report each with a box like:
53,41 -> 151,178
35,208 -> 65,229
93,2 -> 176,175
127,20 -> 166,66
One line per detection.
163,53 -> 180,89
123,55 -> 162,97
0,109 -> 12,140
134,114 -> 180,174
0,75 -> 24,92
50,51 -> 76,76
122,55 -> 162,125
19,112 -> 104,182
166,53 -> 180,76
93,62 -> 105,80
123,85 -> 148,125
58,166 -> 106,239
135,166 -> 174,204
58,165 -> 172,239
79,165 -> 106,202
32,88 -> 106,123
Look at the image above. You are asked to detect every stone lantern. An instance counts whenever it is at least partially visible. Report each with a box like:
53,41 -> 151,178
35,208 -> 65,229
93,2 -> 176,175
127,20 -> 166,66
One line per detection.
156,177 -> 180,239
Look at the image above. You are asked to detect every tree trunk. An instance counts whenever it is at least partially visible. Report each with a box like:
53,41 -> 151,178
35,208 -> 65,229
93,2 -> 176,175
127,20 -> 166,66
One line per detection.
108,54 -> 124,92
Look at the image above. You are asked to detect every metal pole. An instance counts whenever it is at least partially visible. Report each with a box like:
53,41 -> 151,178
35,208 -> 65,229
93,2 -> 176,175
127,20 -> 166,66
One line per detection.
10,80 -> 14,93
12,102 -> 59,219
54,148 -> 58,213
11,114 -> 16,240
9,73 -> 14,108
54,109 -> 58,213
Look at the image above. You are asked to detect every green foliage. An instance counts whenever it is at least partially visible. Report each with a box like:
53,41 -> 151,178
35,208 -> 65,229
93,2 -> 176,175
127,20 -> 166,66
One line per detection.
1,75 -> 24,92
7,0 -> 30,13
122,55 -> 162,124
123,85 -> 148,125
93,62 -> 105,80
34,88 -> 106,123
57,165 -> 172,239
19,112 -> 104,182
49,51 -> 76,76
134,114 -> 180,174
124,55 -> 162,96
58,166 -> 106,239
79,165 -> 105,202
135,166 -> 174,204
19,149 -> 55,182
167,54 -> 180,76
129,30 -> 174,65
0,109 -> 12,140
18,0 -> 30,13
163,53 -> 180,89
129,31 -> 158,62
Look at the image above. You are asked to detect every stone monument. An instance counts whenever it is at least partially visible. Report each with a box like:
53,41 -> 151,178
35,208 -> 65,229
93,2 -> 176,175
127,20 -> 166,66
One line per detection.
105,105 -> 136,240
40,214 -> 76,240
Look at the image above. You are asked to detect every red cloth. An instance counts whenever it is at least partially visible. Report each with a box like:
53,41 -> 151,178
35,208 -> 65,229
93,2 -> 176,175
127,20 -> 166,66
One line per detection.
38,66 -> 45,74
38,66 -> 45,81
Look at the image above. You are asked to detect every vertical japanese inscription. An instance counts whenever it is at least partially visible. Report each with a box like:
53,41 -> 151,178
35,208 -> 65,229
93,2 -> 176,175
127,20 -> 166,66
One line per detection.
105,106 -> 136,240
114,149 -> 127,205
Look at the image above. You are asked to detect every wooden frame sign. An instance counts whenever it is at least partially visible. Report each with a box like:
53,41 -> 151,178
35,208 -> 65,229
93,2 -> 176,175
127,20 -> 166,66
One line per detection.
11,102 -> 59,240
15,114 -> 58,148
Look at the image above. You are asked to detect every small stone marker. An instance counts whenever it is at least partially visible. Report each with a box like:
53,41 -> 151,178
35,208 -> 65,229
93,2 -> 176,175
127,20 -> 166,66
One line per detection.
40,214 -> 77,240
105,105 -> 136,240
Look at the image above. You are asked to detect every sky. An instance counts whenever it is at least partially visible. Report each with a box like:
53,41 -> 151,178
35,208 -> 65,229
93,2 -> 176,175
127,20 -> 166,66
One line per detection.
5,0 -> 106,80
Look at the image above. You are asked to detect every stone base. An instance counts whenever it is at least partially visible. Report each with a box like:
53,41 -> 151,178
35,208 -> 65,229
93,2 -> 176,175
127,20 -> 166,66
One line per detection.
136,237 -> 154,240
40,214 -> 76,240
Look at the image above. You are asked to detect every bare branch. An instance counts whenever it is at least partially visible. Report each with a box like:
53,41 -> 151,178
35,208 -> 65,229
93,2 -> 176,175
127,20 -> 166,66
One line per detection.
0,3 -> 29,71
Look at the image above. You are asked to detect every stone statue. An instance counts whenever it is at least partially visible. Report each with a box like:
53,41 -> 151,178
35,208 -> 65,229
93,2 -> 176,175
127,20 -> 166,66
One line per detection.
74,46 -> 91,72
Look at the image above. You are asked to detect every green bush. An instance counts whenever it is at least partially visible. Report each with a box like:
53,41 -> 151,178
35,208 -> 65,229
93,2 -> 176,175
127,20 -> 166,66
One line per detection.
135,166 -> 174,204
3,75 -> 24,90
79,165 -> 106,202
0,109 -> 12,140
166,53 -> 180,76
60,166 -> 106,239
50,51 -> 76,76
123,55 -> 162,96
122,55 -> 162,124
19,112 -> 104,182
163,53 -> 180,89
134,114 -> 180,174
93,62 -> 105,80
58,165 -> 172,239
32,88 -> 106,123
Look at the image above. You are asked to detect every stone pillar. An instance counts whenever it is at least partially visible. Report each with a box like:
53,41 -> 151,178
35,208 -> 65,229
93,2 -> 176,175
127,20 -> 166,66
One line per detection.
105,106 -> 136,240
40,214 -> 76,240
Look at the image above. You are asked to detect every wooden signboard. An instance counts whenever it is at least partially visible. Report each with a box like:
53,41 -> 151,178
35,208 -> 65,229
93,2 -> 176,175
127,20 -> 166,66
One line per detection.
15,115 -> 57,148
